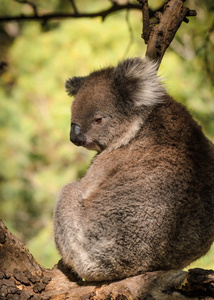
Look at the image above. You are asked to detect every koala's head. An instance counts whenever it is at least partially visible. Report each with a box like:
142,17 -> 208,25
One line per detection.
65,57 -> 165,153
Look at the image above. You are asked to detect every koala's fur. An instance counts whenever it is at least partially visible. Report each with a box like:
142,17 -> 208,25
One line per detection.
54,57 -> 214,282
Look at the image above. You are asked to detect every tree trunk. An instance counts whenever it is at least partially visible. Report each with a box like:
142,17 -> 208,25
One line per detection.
0,219 -> 214,300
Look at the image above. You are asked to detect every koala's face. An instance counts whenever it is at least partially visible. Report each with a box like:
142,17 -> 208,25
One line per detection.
69,72 -> 121,152
65,58 -> 165,152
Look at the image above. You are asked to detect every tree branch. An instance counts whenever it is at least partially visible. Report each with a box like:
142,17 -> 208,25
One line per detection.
0,2 -> 141,23
1,219 -> 214,299
139,0 -> 151,44
138,0 -> 196,66
0,1 -> 197,68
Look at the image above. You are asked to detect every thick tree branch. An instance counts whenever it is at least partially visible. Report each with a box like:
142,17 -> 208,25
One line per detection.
1,219 -> 214,299
138,0 -> 197,66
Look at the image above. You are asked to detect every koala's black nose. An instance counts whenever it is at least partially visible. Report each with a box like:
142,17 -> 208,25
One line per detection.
70,123 -> 86,146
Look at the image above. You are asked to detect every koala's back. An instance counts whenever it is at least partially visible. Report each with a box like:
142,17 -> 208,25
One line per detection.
75,96 -> 214,279
54,94 -> 214,281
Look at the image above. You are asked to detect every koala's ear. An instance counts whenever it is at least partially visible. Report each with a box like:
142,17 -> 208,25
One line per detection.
114,57 -> 165,107
65,76 -> 86,96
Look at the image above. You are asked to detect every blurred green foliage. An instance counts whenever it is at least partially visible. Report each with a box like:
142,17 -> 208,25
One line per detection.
0,0 -> 213,269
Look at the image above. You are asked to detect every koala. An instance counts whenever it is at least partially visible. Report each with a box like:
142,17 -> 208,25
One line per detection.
54,57 -> 214,282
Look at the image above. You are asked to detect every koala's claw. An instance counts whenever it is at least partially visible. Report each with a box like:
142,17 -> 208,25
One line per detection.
150,270 -> 197,300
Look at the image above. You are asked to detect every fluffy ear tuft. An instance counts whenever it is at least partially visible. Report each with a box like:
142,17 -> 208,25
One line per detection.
114,57 -> 165,107
65,76 -> 86,96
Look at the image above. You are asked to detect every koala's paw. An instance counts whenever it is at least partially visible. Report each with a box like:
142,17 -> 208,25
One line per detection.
149,270 -> 197,300
56,259 -> 80,282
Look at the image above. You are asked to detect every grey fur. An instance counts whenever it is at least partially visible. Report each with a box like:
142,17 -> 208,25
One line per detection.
54,57 -> 214,282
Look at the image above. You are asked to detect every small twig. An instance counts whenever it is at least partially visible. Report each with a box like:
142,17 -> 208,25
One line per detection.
14,0 -> 38,17
138,0 -> 150,44
68,0 -> 78,15
137,0 -> 165,45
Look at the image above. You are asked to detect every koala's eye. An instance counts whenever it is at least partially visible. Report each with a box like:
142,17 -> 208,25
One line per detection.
94,117 -> 103,124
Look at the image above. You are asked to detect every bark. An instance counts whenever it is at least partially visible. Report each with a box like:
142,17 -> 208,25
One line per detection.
0,219 -> 214,300
138,0 -> 196,66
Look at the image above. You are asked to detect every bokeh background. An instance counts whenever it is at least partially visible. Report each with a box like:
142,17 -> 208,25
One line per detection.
0,0 -> 214,269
